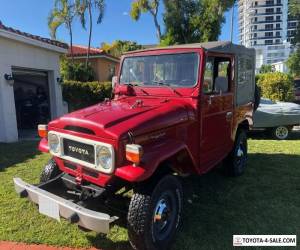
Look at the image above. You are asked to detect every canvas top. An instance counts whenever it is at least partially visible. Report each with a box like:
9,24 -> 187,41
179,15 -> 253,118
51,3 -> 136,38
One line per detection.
124,41 -> 255,56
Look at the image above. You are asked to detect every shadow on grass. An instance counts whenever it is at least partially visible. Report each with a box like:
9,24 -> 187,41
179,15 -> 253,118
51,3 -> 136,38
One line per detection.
248,130 -> 300,140
0,141 -> 41,171
172,153 -> 300,250
83,153 -> 300,250
86,235 -> 130,250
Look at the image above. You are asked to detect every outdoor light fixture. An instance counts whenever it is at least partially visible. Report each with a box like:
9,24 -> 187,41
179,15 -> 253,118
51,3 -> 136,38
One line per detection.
4,73 -> 14,85
56,77 -> 63,84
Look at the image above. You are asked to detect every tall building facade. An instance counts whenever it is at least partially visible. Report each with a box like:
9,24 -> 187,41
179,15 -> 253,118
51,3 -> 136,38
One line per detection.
238,0 -> 298,72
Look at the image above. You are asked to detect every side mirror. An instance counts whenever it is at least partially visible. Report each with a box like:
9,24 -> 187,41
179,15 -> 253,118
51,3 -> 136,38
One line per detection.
112,76 -> 117,89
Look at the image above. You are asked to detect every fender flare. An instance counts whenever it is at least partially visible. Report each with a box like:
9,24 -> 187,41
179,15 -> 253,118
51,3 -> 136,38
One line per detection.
115,139 -> 196,182
38,138 -> 49,153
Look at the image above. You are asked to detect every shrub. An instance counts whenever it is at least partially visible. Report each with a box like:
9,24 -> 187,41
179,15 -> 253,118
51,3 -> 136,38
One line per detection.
62,81 -> 112,111
259,64 -> 274,74
286,49 -> 300,78
60,57 -> 95,82
256,72 -> 294,102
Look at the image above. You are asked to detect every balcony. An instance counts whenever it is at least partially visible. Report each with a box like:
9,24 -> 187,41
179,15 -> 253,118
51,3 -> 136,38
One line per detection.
253,12 -> 283,16
251,4 -> 283,8
250,36 -> 282,40
251,28 -> 282,32
251,20 -> 282,24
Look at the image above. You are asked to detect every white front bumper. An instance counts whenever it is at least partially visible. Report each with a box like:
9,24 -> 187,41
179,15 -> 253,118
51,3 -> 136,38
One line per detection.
13,178 -> 117,234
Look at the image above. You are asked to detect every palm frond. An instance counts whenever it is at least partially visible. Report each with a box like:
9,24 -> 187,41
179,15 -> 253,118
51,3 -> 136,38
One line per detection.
94,0 -> 105,24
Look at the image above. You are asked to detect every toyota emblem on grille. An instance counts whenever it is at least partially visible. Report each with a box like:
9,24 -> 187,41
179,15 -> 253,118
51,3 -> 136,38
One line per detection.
68,146 -> 89,155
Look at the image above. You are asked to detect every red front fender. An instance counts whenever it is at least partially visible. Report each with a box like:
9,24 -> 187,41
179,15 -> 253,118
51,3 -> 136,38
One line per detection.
38,138 -> 49,153
115,139 -> 196,182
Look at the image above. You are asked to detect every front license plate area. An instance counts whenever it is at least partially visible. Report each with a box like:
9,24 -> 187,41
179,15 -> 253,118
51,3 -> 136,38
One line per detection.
63,139 -> 95,164
39,195 -> 60,221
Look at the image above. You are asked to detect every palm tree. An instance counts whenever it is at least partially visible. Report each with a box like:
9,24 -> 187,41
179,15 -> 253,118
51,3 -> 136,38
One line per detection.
130,0 -> 161,41
48,0 -> 76,62
76,0 -> 105,69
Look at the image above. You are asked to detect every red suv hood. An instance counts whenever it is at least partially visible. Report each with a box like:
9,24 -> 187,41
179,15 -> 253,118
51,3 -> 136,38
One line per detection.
49,97 -> 191,140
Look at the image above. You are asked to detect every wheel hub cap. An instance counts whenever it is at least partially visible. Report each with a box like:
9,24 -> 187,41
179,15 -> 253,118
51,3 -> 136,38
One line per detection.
154,199 -> 169,230
276,127 -> 288,139
236,142 -> 245,167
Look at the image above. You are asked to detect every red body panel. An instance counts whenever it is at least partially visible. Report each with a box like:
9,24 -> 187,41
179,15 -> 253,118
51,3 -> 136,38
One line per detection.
39,47 -> 253,187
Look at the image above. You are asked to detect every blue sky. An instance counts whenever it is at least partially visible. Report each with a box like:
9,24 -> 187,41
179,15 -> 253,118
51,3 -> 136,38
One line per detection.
0,0 -> 239,47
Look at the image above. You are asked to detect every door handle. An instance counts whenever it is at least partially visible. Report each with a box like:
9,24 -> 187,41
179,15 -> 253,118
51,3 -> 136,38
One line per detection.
208,95 -> 214,105
226,112 -> 233,120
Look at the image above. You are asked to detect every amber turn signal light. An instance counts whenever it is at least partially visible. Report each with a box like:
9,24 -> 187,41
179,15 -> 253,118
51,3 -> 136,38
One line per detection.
38,124 -> 48,138
126,144 -> 143,165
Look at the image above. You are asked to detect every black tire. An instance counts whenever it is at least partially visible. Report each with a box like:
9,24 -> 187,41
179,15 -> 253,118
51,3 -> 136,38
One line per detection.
272,126 -> 290,140
224,129 -> 248,177
40,158 -> 61,183
127,175 -> 183,250
254,84 -> 261,111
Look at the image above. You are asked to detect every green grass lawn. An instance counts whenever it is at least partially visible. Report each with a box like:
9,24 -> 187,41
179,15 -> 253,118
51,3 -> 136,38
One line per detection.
0,138 -> 299,250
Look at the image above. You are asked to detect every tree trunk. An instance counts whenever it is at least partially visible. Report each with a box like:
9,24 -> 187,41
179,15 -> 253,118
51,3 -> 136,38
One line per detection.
69,22 -> 74,64
153,15 -> 162,42
86,1 -> 93,72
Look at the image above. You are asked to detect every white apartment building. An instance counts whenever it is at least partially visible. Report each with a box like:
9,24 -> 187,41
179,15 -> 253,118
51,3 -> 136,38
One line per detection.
238,0 -> 298,72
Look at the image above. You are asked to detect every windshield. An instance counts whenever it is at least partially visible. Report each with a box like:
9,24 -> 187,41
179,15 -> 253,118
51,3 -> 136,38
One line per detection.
120,53 -> 199,87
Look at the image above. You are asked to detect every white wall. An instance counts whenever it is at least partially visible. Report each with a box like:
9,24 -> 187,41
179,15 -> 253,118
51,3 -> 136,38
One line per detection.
0,36 -> 65,142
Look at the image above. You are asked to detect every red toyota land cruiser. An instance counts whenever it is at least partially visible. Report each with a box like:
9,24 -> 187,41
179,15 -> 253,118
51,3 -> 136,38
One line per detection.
14,41 -> 258,250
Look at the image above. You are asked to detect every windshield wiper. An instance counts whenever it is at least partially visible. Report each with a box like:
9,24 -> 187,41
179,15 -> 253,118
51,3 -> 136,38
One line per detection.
152,80 -> 181,96
124,83 -> 149,95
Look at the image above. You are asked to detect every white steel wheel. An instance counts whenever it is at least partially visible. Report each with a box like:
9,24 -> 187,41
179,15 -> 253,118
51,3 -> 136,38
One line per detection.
273,126 -> 289,140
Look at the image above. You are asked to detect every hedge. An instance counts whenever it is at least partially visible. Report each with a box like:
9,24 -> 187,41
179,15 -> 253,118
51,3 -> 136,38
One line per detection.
62,81 -> 112,112
256,72 -> 294,102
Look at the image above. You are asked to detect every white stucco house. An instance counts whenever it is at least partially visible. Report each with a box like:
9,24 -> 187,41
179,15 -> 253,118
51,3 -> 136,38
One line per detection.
0,22 -> 68,142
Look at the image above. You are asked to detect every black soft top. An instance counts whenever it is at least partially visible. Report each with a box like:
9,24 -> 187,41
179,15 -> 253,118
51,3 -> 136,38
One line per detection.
124,41 -> 255,56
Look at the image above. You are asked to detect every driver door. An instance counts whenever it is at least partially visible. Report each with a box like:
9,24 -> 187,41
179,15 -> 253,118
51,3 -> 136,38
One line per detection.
200,54 -> 234,172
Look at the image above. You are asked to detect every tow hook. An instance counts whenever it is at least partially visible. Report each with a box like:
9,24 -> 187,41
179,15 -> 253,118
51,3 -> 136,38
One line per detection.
75,175 -> 82,185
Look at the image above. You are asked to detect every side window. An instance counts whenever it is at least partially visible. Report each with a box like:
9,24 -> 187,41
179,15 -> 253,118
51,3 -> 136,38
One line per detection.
203,58 -> 214,94
218,61 -> 230,77
203,56 -> 231,95
215,59 -> 230,93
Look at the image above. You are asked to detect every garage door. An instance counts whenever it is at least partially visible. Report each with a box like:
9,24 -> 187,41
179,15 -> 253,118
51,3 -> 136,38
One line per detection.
12,68 -> 51,137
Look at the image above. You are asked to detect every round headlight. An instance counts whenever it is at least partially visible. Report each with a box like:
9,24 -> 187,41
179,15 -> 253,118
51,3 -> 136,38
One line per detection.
96,146 -> 112,170
48,134 -> 60,154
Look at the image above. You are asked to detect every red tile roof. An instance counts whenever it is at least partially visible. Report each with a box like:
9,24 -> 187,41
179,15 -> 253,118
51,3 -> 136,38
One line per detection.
0,21 -> 68,49
68,45 -> 119,61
